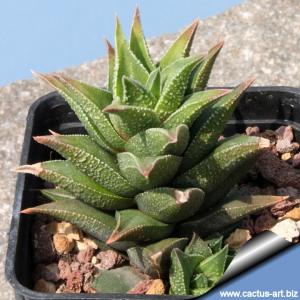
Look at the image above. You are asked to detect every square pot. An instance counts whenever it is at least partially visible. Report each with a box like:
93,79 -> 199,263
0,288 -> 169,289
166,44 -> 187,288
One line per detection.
5,87 -> 300,299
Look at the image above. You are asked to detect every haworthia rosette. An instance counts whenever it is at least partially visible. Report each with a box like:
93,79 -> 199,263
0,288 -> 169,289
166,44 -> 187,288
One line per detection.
146,68 -> 161,100
92,266 -> 146,293
202,155 -> 258,209
34,134 -> 138,197
169,248 -> 197,295
181,78 -> 256,172
155,57 -> 202,120
21,199 -> 116,242
189,40 -> 224,91
135,187 -> 205,223
33,72 -> 125,152
177,195 -> 288,237
125,124 -> 190,157
40,188 -> 76,202
164,89 -> 230,129
160,19 -> 199,68
129,8 -> 155,72
184,233 -> 212,262
107,209 -> 174,250
105,39 -> 115,91
122,76 -> 157,108
194,245 -> 229,283
113,18 -> 149,100
103,103 -> 161,140
117,152 -> 182,190
16,160 -> 134,210
175,135 -> 270,193
127,237 -> 188,278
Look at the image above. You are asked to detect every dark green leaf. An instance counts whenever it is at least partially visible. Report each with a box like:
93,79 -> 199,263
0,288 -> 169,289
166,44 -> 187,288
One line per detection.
125,124 -> 189,157
136,187 -> 204,223
117,153 -> 182,190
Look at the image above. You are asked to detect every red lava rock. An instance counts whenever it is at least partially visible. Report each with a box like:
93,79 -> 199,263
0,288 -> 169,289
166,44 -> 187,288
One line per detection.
70,261 -> 81,272
127,279 -> 153,294
246,126 -> 260,136
96,250 -> 125,270
83,272 -> 96,293
32,220 -> 57,264
58,257 -> 72,280
254,210 -> 277,233
77,247 -> 94,264
81,262 -> 94,274
256,151 -> 300,189
276,139 -> 293,154
33,263 -> 60,282
66,271 -> 83,293
292,153 -> 300,168
275,126 -> 293,142
270,198 -> 300,217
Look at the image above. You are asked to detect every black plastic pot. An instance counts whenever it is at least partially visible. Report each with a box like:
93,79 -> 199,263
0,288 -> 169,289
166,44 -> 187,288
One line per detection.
5,87 -> 300,300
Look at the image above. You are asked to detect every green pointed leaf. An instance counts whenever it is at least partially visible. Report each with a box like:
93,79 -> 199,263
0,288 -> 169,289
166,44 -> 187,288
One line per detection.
92,266 -> 146,293
206,235 -> 223,253
129,8 -> 155,72
195,245 -> 229,283
125,124 -> 189,157
189,40 -> 224,91
160,19 -> 199,68
63,76 -> 112,109
103,103 -> 161,140
191,287 -> 211,296
127,238 -> 188,278
136,187 -> 204,223
40,188 -> 76,202
16,160 -> 134,210
105,39 -> 115,91
34,72 -> 125,153
164,89 -> 230,129
169,249 -> 196,295
107,209 -> 174,250
191,273 -> 209,290
177,195 -> 287,237
22,199 -> 115,242
117,152 -> 182,190
155,57 -> 202,120
182,79 -> 255,171
34,134 -> 137,197
184,233 -> 212,262
122,76 -> 157,108
176,135 -> 269,194
113,18 -> 149,99
203,155 -> 258,209
146,68 -> 161,100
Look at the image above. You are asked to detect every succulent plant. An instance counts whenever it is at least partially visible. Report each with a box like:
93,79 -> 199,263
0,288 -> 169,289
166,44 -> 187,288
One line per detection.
17,9 -> 286,295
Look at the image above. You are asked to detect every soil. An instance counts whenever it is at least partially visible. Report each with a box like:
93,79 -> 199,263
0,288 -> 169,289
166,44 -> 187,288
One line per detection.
31,125 -> 300,294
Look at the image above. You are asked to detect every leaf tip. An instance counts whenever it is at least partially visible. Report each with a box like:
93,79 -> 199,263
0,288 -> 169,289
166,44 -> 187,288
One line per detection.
48,129 -> 60,136
15,163 -> 43,176
104,38 -> 115,54
33,135 -> 50,144
209,40 -> 225,55
20,207 -> 36,214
